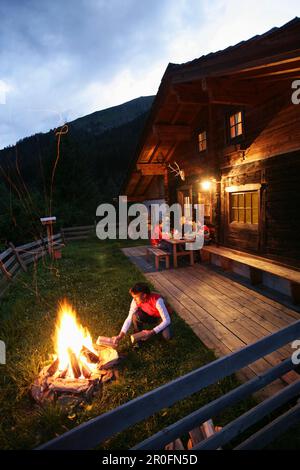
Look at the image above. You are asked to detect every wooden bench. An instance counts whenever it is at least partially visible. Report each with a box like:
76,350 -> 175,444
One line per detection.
147,247 -> 170,271
200,245 -> 300,304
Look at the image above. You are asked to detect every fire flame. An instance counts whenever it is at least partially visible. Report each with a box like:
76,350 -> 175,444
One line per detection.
54,300 -> 97,377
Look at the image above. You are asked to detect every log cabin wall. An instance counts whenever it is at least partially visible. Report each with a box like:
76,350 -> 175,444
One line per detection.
166,85 -> 300,263
218,90 -> 300,262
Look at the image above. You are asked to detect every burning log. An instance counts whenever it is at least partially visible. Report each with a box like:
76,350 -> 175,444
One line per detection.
58,366 -> 69,378
81,362 -> 92,379
81,345 -> 99,363
46,357 -> 59,376
68,348 -> 81,378
31,300 -> 124,408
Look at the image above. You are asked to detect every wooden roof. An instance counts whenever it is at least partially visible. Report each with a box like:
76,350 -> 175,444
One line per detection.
123,17 -> 300,200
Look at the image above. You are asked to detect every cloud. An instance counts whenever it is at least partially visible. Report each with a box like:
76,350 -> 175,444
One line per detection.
0,0 -> 299,149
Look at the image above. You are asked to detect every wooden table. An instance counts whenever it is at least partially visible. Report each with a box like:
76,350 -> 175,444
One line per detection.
163,238 -> 195,268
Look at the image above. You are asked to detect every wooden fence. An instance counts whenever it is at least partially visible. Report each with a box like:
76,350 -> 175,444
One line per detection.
0,225 -> 95,298
0,233 -> 63,298
37,320 -> 300,450
61,225 -> 95,242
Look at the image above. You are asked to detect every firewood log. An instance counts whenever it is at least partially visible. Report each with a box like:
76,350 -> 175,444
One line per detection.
188,427 -> 205,447
81,362 -> 92,378
47,357 -> 59,376
68,348 -> 81,378
58,366 -> 69,378
81,345 -> 99,363
165,439 -> 185,450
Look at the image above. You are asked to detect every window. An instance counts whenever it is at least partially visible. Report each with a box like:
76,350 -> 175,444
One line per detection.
229,111 -> 243,139
198,131 -> 207,152
230,191 -> 259,224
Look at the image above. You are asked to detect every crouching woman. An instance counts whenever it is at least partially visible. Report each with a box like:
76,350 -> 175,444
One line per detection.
113,282 -> 172,347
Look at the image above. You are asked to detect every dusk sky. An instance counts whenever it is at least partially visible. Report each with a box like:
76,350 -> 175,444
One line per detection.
0,0 -> 299,149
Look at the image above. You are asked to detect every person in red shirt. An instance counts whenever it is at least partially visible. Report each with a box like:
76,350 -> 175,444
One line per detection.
113,282 -> 172,347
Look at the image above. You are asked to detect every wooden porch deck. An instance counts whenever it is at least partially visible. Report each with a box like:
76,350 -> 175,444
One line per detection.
122,246 -> 300,398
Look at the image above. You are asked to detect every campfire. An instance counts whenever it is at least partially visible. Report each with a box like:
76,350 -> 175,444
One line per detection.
31,300 -> 121,408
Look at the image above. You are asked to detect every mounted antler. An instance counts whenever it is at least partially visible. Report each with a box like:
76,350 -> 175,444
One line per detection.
168,161 -> 185,181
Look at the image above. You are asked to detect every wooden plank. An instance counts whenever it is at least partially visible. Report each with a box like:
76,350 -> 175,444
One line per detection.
8,262 -> 20,277
9,243 -> 27,272
165,438 -> 185,450
3,254 -> 18,270
64,236 -> 91,241
194,379 -> 300,450
17,239 -> 43,251
133,358 -> 295,450
147,247 -> 170,257
235,401 -> 300,450
290,282 -> 300,304
62,225 -> 94,232
153,124 -> 191,141
250,267 -> 263,285
0,247 -> 12,261
180,271 -> 294,342
201,245 -> 300,284
193,263 -> 299,321
137,163 -> 166,175
153,269 -> 292,380
37,322 -> 300,450
185,265 -> 296,360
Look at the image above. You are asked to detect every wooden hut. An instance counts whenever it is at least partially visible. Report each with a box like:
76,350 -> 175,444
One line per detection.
123,18 -> 300,298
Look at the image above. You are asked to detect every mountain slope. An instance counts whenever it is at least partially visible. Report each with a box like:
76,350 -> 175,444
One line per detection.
69,96 -> 154,135
0,96 -> 154,244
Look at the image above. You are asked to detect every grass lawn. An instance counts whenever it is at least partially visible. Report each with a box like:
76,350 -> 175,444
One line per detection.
0,238 -> 256,450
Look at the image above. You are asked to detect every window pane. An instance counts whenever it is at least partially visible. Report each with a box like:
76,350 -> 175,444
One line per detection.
231,208 -> 238,222
237,122 -> 243,136
246,208 -> 252,223
238,193 -> 244,209
198,131 -> 207,151
231,194 -> 238,207
229,112 -> 243,139
245,192 -> 251,208
252,207 -> 259,224
252,192 -> 258,208
238,208 -> 244,223
230,190 -> 259,224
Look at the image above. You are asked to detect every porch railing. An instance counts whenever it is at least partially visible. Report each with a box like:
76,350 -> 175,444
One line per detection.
37,320 -> 300,450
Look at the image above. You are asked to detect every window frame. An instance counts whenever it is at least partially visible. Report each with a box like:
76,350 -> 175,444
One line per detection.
230,191 -> 259,225
198,130 -> 207,153
227,110 -> 245,143
226,184 -> 261,229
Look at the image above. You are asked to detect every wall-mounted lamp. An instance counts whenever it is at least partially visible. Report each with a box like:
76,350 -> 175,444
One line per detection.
200,180 -> 212,191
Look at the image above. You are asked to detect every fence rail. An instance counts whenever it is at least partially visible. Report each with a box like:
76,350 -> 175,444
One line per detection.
0,225 -> 94,298
0,233 -> 64,298
61,225 -> 95,241
37,320 -> 300,451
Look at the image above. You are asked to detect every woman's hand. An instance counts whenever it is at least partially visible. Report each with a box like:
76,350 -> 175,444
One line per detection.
112,332 -> 125,347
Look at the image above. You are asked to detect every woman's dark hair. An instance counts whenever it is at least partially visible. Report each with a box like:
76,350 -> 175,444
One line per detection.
129,282 -> 150,296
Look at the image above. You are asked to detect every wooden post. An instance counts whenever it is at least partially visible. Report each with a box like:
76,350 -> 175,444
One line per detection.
9,243 -> 27,272
163,169 -> 169,204
0,259 -> 12,280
